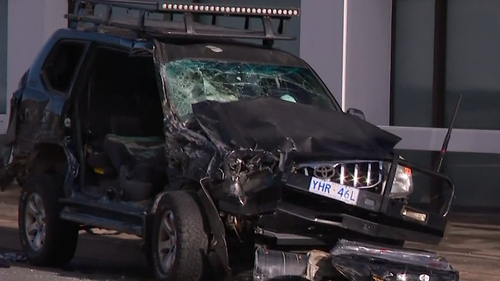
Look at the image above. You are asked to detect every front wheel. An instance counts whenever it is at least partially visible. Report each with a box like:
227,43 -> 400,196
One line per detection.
18,174 -> 80,266
151,191 -> 209,281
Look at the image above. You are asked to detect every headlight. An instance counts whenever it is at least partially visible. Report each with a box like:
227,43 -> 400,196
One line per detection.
384,163 -> 413,199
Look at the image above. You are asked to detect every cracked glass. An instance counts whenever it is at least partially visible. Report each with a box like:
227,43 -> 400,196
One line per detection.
162,59 -> 338,118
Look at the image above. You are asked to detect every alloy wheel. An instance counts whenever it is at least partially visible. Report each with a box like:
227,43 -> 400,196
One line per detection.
24,193 -> 46,251
157,210 -> 177,273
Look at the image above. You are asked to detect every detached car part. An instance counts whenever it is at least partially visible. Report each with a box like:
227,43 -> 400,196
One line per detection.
254,240 -> 459,281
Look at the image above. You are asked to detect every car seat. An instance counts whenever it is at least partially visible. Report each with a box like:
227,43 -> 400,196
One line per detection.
87,115 -> 167,201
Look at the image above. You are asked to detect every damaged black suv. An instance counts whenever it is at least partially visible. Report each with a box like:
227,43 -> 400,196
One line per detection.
0,1 -> 458,281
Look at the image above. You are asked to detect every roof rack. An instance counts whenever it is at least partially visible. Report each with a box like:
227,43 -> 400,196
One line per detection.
65,0 -> 301,47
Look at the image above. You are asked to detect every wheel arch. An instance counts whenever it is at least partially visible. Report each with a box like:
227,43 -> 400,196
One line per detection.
23,142 -> 78,195
29,143 -> 68,174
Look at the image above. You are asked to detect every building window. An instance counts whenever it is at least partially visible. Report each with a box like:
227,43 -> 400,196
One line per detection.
0,0 -> 7,114
392,0 -> 500,210
445,0 -> 500,131
391,0 -> 435,127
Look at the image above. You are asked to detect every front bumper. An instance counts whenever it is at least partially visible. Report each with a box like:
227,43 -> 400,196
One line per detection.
253,239 -> 459,281
258,172 -> 448,245
219,170 -> 450,246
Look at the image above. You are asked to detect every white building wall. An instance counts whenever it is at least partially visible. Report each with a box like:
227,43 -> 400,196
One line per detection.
300,0 -> 344,103
300,0 -> 393,125
3,0 -> 68,132
341,0 -> 393,126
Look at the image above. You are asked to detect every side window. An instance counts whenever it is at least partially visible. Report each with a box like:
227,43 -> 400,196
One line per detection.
41,41 -> 86,94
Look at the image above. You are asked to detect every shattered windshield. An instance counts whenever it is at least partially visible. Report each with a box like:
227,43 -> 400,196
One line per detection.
162,59 -> 339,118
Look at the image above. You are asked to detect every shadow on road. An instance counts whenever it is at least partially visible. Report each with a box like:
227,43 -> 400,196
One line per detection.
0,224 -> 154,280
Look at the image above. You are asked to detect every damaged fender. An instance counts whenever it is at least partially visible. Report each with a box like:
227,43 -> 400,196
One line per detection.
28,142 -> 80,197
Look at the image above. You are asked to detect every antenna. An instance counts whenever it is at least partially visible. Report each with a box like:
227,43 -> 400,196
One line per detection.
436,94 -> 462,173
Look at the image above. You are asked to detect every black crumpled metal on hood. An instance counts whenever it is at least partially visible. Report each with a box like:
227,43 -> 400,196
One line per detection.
191,97 -> 402,159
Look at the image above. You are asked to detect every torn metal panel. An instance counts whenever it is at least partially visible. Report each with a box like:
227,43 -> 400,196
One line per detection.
191,97 -> 401,158
155,57 -> 218,188
221,149 -> 278,197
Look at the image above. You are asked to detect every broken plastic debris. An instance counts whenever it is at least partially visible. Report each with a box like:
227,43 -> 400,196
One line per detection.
0,256 -> 9,268
330,239 -> 459,281
0,252 -> 27,265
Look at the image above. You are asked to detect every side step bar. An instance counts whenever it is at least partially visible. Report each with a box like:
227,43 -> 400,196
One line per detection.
60,197 -> 147,216
59,197 -> 148,237
60,211 -> 143,236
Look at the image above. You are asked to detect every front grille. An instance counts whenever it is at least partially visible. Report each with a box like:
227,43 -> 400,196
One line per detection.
294,161 -> 384,189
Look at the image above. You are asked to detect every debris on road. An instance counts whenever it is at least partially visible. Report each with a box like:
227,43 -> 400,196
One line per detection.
0,252 -> 27,268
0,256 -> 9,268
253,240 -> 460,281
330,240 -> 460,280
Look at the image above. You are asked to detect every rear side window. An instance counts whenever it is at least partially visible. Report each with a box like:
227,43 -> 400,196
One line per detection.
41,41 -> 85,94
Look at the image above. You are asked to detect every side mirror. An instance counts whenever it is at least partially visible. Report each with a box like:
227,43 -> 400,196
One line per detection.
347,108 -> 366,120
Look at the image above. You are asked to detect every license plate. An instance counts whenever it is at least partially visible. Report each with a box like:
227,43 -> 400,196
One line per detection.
308,177 -> 359,205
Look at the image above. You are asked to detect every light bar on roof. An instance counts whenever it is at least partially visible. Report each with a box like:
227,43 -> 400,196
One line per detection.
159,3 -> 300,17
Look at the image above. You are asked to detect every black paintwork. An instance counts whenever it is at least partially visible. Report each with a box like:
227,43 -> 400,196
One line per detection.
191,97 -> 401,158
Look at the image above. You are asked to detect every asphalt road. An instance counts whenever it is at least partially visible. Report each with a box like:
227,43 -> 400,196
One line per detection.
1,185 -> 500,281
0,186 -> 157,281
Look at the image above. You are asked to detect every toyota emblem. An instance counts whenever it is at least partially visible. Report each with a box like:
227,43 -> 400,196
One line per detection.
313,165 -> 336,180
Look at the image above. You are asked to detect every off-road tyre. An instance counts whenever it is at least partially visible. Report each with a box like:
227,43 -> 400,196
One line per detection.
18,173 -> 79,266
151,190 -> 209,281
